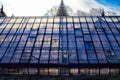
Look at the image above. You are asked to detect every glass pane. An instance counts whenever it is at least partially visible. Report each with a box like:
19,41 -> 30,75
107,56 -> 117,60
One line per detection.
100,68 -> 109,75
78,50 -> 88,63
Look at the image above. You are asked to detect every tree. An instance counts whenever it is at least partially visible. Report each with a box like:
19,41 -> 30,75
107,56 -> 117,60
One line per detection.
44,0 -> 117,16
44,0 -> 73,16
75,10 -> 88,16
44,5 -> 73,16
76,8 -> 117,16
45,6 -> 58,16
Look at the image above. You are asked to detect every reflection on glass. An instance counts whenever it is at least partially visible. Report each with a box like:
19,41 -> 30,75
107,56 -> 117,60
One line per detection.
9,18 -> 16,23
48,18 -> 53,23
49,68 -> 58,75
39,68 -> 48,75
28,18 -> 35,23
70,68 -> 78,75
90,68 -> 99,75
80,17 -> 86,22
100,68 -> 109,75
67,17 -> 73,22
16,18 -> 23,23
0,16 -> 119,75
41,18 -> 47,23
80,68 -> 89,75
73,17 -> 79,22
54,17 -> 60,22
35,18 -> 41,23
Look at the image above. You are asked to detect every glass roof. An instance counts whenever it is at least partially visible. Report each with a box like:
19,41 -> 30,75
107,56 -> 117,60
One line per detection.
0,16 -> 120,68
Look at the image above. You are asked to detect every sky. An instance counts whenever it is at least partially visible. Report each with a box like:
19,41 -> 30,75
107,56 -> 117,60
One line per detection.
0,0 -> 119,16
